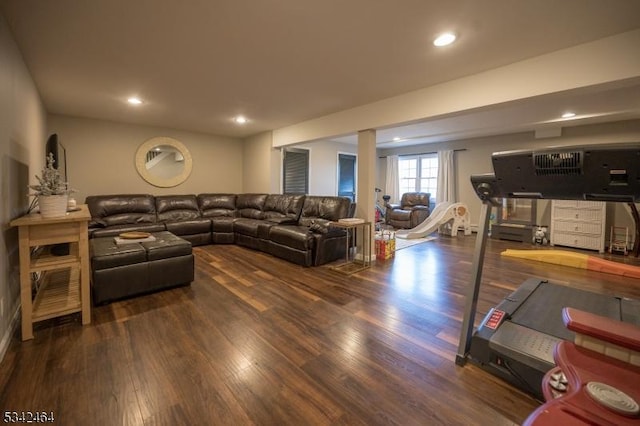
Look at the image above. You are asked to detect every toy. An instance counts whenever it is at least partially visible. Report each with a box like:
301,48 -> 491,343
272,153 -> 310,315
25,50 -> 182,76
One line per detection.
532,226 -> 548,245
502,249 -> 640,279
395,202 -> 472,239
609,226 -> 629,255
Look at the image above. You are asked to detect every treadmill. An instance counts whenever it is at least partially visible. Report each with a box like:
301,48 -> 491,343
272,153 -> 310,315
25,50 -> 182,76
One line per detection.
455,143 -> 640,401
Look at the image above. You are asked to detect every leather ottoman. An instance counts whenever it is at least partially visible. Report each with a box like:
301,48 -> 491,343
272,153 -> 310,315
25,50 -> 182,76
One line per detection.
90,231 -> 194,304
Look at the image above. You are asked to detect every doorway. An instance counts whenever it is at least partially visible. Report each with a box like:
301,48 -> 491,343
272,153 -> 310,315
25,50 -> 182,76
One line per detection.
337,153 -> 357,201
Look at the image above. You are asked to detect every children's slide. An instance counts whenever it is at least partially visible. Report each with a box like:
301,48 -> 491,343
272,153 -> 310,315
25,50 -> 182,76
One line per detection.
395,202 -> 472,239
502,249 -> 640,279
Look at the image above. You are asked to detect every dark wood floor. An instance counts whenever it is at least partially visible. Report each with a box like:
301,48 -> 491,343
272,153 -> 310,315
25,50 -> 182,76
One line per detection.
1,235 -> 639,425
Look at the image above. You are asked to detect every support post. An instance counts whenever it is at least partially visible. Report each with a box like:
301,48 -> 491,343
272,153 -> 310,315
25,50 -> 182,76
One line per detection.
357,129 -> 376,262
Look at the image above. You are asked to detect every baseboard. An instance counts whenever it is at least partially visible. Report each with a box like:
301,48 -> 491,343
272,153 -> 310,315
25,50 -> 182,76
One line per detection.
0,306 -> 20,363
354,252 -> 375,262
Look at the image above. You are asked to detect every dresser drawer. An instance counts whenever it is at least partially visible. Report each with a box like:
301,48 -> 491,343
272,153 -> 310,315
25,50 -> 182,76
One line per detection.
552,221 -> 602,235
552,232 -> 603,251
552,200 -> 604,210
552,207 -> 603,222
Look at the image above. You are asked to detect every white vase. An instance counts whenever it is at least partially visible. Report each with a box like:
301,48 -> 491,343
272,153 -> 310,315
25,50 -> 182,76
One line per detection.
38,194 -> 69,218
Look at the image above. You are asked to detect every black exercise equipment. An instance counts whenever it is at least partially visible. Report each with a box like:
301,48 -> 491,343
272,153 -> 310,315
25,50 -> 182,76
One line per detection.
456,143 -> 640,400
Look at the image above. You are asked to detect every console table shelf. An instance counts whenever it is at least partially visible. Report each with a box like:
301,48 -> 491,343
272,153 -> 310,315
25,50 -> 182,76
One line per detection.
10,205 -> 91,340
29,244 -> 80,271
32,267 -> 82,322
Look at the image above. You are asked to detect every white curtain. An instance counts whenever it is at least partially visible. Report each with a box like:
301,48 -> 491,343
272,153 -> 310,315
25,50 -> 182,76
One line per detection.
385,155 -> 400,204
437,150 -> 455,203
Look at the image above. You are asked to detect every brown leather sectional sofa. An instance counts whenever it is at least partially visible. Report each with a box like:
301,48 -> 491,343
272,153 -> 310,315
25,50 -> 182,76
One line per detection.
85,193 -> 353,267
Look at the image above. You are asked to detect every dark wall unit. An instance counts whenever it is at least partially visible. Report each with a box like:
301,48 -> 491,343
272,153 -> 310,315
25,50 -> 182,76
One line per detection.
45,133 -> 67,182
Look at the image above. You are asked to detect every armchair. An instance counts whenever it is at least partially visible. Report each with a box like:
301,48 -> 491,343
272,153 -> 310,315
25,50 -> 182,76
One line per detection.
385,192 -> 431,229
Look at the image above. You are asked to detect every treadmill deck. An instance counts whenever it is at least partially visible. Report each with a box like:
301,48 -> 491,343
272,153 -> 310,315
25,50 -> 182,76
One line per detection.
469,278 -> 640,400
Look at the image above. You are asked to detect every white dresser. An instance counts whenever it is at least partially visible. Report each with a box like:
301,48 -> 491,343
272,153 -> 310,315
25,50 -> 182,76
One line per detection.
550,200 -> 606,253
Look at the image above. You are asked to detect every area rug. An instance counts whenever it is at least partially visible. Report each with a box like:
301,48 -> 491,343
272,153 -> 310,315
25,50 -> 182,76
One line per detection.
395,235 -> 437,251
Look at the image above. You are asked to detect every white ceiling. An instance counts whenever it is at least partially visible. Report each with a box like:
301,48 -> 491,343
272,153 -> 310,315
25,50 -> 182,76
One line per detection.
2,0 -> 640,145
339,81 -> 640,148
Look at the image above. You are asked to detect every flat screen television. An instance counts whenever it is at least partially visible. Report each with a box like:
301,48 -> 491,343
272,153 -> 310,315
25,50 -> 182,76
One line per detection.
45,133 -> 67,182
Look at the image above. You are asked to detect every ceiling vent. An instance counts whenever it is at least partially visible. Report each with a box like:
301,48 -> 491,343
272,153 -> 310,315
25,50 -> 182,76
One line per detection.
533,151 -> 582,176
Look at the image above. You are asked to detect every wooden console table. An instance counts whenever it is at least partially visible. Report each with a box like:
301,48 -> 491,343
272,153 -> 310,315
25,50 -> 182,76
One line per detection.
10,205 -> 91,340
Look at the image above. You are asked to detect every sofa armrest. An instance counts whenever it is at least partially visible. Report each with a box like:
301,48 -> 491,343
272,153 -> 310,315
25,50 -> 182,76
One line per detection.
387,203 -> 400,210
309,221 -> 329,234
563,307 -> 640,352
89,220 -> 107,228
409,205 -> 430,211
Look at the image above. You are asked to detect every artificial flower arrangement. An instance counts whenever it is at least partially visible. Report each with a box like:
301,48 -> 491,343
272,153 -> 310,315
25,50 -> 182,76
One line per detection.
28,153 -> 75,216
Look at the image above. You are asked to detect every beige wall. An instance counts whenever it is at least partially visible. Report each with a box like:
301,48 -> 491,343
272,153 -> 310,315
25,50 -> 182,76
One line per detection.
243,131 -> 280,193
378,119 -> 640,243
0,14 -> 47,354
294,140 -> 358,196
48,115 -> 244,203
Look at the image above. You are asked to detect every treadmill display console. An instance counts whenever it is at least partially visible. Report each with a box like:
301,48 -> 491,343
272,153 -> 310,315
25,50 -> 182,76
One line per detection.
489,143 -> 640,202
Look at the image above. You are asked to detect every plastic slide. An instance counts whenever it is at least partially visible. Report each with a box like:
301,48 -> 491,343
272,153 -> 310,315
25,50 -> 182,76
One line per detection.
395,202 -> 472,239
502,249 -> 640,279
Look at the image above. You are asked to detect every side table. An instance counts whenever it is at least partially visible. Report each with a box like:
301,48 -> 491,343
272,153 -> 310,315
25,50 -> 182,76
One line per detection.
330,221 -> 372,274
10,205 -> 91,340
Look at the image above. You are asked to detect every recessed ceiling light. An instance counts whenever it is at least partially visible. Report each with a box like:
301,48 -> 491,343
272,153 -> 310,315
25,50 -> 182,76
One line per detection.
127,97 -> 143,105
234,115 -> 248,124
393,137 -> 401,141
561,112 -> 576,118
433,32 -> 456,47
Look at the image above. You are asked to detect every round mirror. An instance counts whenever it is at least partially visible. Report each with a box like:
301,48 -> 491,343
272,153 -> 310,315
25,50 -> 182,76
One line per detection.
135,137 -> 192,187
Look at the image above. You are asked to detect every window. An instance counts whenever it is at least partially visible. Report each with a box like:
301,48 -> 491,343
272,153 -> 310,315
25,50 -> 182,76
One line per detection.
282,148 -> 309,194
398,154 -> 438,200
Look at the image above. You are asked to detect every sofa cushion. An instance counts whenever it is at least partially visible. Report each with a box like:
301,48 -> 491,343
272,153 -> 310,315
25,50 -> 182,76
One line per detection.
263,194 -> 305,222
86,194 -> 157,227
140,231 -> 192,261
236,194 -> 267,219
298,196 -> 351,227
234,218 -> 262,238
90,223 -> 166,239
165,219 -> 211,235
197,194 -> 237,218
234,219 -> 276,240
90,237 -> 147,270
211,217 -> 235,233
156,195 -> 201,221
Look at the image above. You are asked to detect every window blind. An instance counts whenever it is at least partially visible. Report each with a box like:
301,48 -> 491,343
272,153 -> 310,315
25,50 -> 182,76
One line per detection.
283,148 -> 309,194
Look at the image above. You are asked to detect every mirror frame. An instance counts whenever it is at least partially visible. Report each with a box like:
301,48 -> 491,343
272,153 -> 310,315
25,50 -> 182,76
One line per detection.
135,137 -> 193,187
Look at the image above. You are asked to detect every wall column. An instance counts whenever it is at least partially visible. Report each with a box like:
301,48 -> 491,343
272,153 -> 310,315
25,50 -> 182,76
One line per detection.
357,129 -> 376,261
